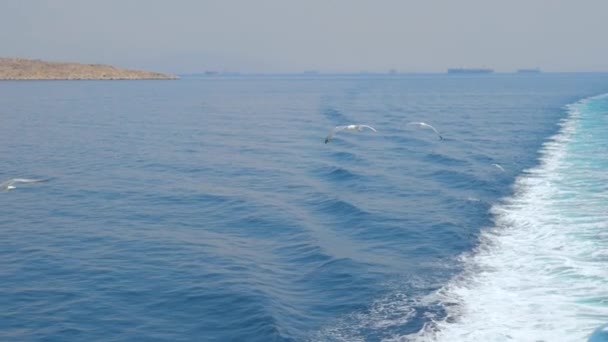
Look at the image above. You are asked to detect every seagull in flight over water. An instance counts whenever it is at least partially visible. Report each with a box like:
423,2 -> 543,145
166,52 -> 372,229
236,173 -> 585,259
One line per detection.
325,124 -> 377,144
406,122 -> 443,140
1,178 -> 48,191
492,163 -> 505,172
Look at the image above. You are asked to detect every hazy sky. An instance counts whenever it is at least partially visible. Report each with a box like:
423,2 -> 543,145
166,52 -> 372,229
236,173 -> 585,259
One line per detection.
3,0 -> 608,73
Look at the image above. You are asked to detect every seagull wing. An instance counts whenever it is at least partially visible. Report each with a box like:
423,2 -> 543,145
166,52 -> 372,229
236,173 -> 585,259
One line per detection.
0,180 -> 14,189
325,126 -> 347,143
358,125 -> 377,132
12,178 -> 47,183
423,124 -> 443,139
407,122 -> 442,139
1,178 -> 48,191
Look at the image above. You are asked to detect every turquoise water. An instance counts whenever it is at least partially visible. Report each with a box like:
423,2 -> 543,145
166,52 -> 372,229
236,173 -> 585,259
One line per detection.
1,74 -> 607,341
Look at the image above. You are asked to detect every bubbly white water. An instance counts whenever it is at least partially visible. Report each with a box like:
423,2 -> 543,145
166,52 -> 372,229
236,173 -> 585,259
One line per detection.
412,95 -> 608,342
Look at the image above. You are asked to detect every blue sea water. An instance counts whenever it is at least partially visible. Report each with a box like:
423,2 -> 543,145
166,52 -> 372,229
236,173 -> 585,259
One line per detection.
1,74 -> 607,341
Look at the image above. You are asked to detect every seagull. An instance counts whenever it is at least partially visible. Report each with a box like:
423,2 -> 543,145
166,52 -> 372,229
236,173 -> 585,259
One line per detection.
492,163 -> 505,172
325,124 -> 377,144
406,122 -> 443,140
0,178 -> 48,191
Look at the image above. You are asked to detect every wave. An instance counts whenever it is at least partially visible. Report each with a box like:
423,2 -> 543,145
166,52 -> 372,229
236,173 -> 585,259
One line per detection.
411,94 -> 608,341
312,165 -> 367,183
148,286 -> 294,342
329,151 -> 365,162
310,195 -> 370,221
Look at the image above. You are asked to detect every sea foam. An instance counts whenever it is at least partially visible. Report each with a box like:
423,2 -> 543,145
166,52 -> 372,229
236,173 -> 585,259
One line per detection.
412,95 -> 608,341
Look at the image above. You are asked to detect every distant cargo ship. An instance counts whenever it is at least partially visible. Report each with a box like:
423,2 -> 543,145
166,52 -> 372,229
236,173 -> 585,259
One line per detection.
447,68 -> 494,74
517,68 -> 541,73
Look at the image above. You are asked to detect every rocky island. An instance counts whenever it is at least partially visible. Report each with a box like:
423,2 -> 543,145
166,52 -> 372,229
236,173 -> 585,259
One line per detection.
0,58 -> 178,80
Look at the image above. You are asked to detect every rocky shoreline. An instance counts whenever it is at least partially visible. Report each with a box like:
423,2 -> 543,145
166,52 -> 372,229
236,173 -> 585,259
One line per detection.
0,58 -> 178,80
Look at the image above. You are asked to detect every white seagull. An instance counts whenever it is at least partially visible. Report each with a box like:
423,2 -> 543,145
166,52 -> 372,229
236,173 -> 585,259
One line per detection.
325,124 -> 377,144
1,178 -> 48,191
492,163 -> 505,172
406,122 -> 443,140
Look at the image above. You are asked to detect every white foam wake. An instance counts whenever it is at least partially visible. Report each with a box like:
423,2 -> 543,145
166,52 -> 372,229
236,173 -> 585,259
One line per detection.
410,95 -> 608,342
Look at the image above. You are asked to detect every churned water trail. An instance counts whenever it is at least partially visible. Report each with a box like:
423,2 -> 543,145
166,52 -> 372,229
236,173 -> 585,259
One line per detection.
412,94 -> 608,342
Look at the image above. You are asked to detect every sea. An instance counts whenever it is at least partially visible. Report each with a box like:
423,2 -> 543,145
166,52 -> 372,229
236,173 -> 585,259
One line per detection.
1,73 -> 607,341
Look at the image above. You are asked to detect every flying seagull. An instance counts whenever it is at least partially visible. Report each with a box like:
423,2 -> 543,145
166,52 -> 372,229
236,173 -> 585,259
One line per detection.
0,178 -> 48,191
325,124 -> 377,144
492,163 -> 505,172
406,122 -> 443,140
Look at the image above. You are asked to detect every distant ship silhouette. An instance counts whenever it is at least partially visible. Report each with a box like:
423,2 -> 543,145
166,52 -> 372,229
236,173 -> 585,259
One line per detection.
517,68 -> 541,73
